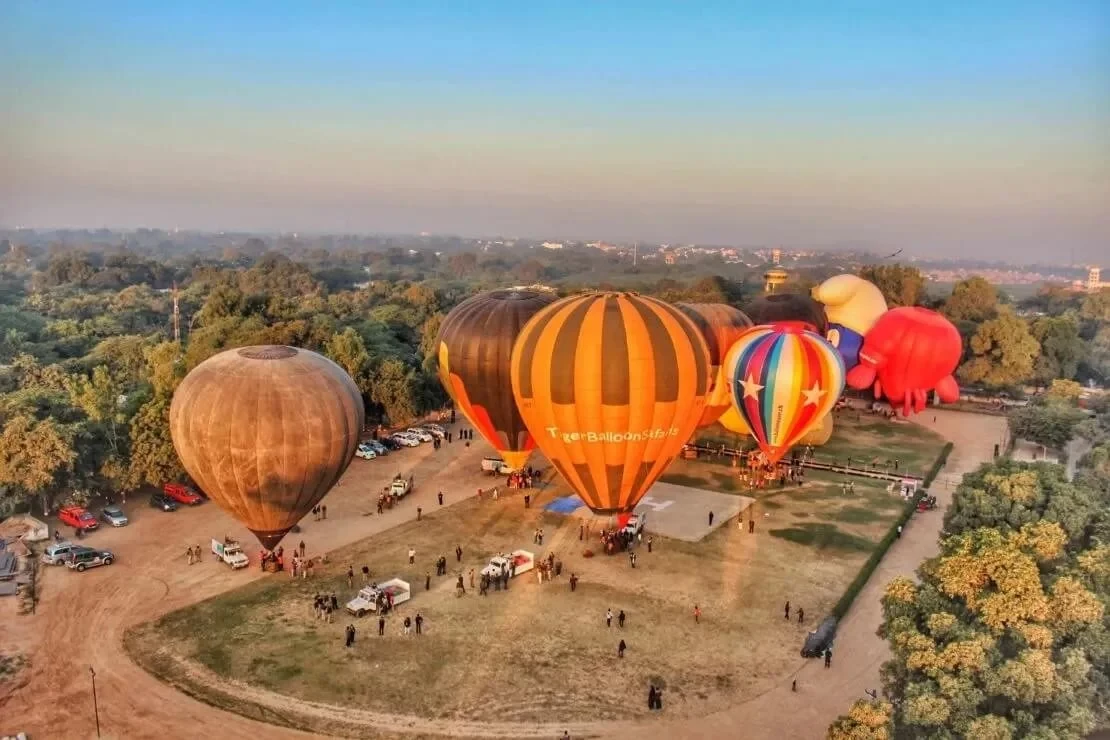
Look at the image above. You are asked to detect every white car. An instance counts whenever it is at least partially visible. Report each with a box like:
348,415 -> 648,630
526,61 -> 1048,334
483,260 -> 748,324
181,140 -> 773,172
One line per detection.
424,423 -> 446,434
355,444 -> 377,459
416,426 -> 445,440
390,434 -> 420,448
406,428 -> 433,443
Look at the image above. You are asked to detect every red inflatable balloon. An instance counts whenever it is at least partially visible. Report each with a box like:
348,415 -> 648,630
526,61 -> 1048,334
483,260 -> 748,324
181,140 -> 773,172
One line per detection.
846,307 -> 961,416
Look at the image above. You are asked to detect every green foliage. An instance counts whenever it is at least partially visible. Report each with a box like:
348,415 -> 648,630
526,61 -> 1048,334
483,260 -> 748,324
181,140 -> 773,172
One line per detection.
1031,314 -> 1086,385
958,308 -> 1041,387
942,276 -> 998,323
923,442 -> 955,488
1009,403 -> 1087,450
0,414 -> 77,513
768,522 -> 875,554
857,265 -> 925,307
125,394 -> 184,490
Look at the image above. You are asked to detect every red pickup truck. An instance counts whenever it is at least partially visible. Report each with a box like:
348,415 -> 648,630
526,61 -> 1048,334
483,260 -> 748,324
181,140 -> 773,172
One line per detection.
163,483 -> 204,505
59,505 -> 99,531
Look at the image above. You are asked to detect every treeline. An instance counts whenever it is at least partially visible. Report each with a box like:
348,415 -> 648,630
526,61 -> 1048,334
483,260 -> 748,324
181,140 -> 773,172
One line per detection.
829,404 -> 1110,739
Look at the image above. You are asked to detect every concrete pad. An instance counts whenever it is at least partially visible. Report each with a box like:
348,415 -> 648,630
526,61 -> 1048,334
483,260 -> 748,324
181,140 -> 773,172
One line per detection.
558,482 -> 753,543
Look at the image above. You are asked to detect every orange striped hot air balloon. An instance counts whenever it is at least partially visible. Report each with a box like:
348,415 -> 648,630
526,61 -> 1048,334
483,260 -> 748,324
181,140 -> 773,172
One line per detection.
725,325 -> 844,464
510,292 -> 711,514
436,289 -> 557,470
675,303 -> 753,427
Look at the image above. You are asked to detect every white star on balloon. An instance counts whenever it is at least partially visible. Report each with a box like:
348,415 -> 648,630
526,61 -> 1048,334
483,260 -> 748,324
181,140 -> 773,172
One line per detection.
741,374 -> 764,399
802,382 -> 826,406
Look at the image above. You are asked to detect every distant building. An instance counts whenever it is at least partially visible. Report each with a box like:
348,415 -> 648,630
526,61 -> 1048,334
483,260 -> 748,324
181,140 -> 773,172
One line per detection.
771,248 -> 781,265
764,268 -> 788,293
542,242 -> 564,250
664,251 -> 677,265
1088,267 -> 1109,292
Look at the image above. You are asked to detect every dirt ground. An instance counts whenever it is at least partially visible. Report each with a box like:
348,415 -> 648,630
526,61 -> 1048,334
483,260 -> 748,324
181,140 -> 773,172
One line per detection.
0,411 -> 988,740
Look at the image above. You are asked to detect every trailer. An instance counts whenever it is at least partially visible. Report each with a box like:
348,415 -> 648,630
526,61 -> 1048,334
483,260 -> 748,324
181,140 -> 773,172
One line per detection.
480,550 -> 534,579
481,457 -> 517,475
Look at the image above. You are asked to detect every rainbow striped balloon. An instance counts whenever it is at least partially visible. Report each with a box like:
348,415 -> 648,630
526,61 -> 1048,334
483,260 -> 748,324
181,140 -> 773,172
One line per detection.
724,324 -> 845,463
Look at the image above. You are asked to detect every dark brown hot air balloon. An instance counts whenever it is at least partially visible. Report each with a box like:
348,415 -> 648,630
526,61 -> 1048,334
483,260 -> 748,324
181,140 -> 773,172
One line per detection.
675,303 -> 753,427
437,289 -> 557,470
511,292 -> 710,514
745,293 -> 828,335
169,345 -> 364,550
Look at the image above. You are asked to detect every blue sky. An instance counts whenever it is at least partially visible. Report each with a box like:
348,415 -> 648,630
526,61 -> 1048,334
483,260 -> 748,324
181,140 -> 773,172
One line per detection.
2,1 -> 1107,259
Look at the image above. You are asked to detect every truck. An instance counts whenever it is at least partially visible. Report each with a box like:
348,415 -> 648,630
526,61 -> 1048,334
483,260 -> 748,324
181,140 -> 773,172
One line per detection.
480,550 -> 535,580
481,457 -> 518,475
211,538 -> 250,569
345,578 -> 411,616
622,514 -> 647,538
391,475 -> 413,498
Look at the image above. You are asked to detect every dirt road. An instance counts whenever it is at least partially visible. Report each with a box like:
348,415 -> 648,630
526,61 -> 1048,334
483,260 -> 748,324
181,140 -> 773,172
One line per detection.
4,411 -> 1003,740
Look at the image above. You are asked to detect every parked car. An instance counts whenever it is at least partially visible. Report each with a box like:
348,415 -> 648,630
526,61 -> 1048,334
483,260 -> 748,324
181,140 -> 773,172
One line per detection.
40,542 -> 95,566
67,548 -> 115,571
163,482 -> 204,505
100,505 -> 129,527
389,434 -> 420,448
366,440 -> 389,456
416,426 -> 445,440
150,492 -> 179,512
406,428 -> 434,442
355,443 -> 378,460
58,506 -> 99,532
378,437 -> 401,451
801,617 -> 838,658
423,422 -> 446,434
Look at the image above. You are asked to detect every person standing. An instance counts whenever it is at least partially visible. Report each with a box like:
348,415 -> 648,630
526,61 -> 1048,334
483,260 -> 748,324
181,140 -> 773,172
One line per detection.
693,604 -> 701,624
347,566 -> 354,588
187,546 -> 195,565
415,612 -> 424,635
825,648 -> 832,668
456,544 -> 463,562
362,565 -> 370,584
378,615 -> 386,636
408,547 -> 416,565
647,536 -> 653,554
438,491 -> 444,506
618,610 -> 626,628
749,519 -> 755,534
618,639 -> 627,658
708,511 -> 714,527
798,607 -> 804,624
417,507 -> 422,521
426,572 -> 431,591
648,686 -> 657,711
784,601 -> 791,620
321,505 -> 327,519
606,608 -> 613,628
299,540 -> 306,558
469,568 -> 475,589
345,624 -> 356,648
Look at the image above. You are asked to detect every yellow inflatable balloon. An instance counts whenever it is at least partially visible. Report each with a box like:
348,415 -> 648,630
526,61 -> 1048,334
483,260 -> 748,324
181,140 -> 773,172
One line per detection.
797,412 -> 834,446
718,406 -> 751,436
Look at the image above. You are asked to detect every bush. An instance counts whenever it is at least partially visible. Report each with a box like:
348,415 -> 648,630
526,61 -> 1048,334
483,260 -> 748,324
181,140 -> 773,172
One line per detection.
829,442 -> 953,620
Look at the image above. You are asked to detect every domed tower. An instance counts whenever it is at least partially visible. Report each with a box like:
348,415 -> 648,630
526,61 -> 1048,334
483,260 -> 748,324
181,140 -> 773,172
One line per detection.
763,268 -> 788,294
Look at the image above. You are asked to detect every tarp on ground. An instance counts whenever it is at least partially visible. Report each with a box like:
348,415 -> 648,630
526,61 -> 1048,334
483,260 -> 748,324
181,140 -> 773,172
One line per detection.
545,496 -> 584,515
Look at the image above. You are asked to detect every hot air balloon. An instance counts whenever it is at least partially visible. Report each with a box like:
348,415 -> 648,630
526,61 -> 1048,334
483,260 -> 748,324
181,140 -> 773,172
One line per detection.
811,274 -> 888,371
725,325 -> 845,464
169,345 -> 364,550
847,307 -> 961,416
675,303 -> 753,427
745,293 -> 829,335
718,406 -> 751,436
510,292 -> 710,514
437,289 -> 557,470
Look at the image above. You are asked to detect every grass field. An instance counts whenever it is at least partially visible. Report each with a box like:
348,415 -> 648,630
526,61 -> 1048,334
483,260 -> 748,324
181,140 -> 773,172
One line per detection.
126,416 -> 946,730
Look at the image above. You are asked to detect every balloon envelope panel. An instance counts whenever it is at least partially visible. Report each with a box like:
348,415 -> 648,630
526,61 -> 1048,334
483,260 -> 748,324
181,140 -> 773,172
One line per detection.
436,289 -> 557,468
745,293 -> 828,335
169,345 -> 364,549
675,303 -> 753,427
511,292 -> 711,514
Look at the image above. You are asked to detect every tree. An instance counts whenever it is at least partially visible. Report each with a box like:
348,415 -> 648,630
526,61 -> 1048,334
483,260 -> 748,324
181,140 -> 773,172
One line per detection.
323,327 -> 371,391
0,415 -> 77,514
1009,404 -> 1087,450
958,309 -> 1040,387
125,395 -> 183,490
827,699 -> 893,740
1089,327 -> 1110,384
1031,314 -> 1086,385
369,358 -> 420,425
66,365 -> 128,455
943,276 -> 998,323
858,265 -> 925,307
1046,379 -> 1083,404
1080,288 -> 1110,324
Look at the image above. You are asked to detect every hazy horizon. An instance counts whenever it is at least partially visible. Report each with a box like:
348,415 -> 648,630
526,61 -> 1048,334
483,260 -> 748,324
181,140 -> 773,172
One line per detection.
3,1 -> 1108,262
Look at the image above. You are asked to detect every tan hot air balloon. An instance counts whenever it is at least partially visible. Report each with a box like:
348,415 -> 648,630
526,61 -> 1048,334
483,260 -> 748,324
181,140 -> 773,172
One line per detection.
797,412 -> 834,446
675,303 -> 753,427
437,289 -> 557,470
511,292 -> 710,514
169,345 -> 364,550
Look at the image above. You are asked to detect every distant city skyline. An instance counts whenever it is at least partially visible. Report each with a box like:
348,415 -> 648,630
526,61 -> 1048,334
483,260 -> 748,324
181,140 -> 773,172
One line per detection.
2,1 -> 1108,262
